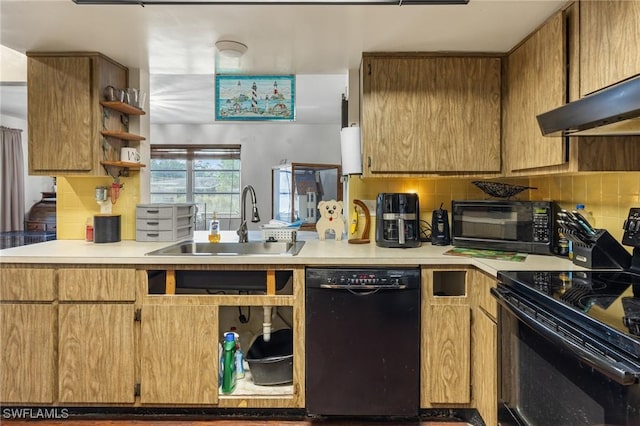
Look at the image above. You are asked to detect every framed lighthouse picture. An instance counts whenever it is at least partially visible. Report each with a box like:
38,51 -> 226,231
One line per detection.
215,75 -> 296,121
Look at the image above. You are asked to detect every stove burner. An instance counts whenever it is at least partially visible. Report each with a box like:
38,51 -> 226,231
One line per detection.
577,294 -> 622,311
560,286 -> 593,307
570,275 -> 607,291
558,276 -> 608,308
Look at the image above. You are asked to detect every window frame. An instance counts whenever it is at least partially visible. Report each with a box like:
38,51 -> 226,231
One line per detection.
149,144 -> 241,229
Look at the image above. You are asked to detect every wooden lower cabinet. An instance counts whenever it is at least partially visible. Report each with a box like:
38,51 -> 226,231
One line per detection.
0,263 -> 498,419
470,270 -> 498,426
0,304 -> 56,403
422,267 -> 498,426
140,304 -> 219,404
473,308 -> 497,426
57,267 -> 137,403
58,303 -> 135,403
421,268 -> 472,407
0,267 -> 56,404
426,304 -> 471,404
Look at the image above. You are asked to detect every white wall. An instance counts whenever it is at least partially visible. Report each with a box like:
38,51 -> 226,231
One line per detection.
0,113 -> 53,226
150,122 -> 342,231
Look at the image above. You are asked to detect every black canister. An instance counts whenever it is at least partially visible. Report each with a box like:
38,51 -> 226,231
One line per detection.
93,214 -> 121,243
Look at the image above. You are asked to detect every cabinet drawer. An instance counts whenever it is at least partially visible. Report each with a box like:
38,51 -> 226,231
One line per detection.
136,216 -> 191,231
0,268 -> 55,301
58,268 -> 135,301
136,204 -> 195,220
136,226 -> 193,242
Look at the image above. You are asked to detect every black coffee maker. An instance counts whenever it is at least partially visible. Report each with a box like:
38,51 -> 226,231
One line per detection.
375,193 -> 422,248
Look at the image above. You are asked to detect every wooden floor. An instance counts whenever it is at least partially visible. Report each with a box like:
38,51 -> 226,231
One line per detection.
3,422 -> 467,425
1,409 -> 471,425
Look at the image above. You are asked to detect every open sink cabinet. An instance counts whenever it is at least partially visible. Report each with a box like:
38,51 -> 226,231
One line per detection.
140,264 -> 303,407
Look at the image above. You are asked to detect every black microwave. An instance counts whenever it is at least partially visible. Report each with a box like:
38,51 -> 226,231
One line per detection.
451,200 -> 558,255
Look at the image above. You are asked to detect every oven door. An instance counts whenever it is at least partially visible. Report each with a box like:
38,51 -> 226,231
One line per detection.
491,286 -> 640,426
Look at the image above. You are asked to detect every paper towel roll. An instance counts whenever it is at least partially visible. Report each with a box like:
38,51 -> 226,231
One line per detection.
340,126 -> 362,175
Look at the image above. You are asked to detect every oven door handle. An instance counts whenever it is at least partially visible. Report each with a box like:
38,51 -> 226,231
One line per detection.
491,287 -> 640,386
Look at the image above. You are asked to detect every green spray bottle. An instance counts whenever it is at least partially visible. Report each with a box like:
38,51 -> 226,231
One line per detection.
221,332 -> 237,394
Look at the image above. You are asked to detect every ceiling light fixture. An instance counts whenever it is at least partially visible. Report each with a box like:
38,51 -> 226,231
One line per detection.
215,40 -> 248,58
73,0 -> 469,5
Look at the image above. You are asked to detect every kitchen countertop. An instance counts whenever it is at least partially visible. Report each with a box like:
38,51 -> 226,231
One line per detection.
0,230 -> 588,276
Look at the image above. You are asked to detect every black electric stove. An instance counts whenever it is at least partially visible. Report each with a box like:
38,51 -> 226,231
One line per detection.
493,209 -> 640,426
494,269 -> 640,426
498,270 -> 640,360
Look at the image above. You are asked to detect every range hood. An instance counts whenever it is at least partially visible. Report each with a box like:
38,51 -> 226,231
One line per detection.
536,75 -> 640,136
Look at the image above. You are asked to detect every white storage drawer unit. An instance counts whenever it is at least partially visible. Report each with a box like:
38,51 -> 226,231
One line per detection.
136,203 -> 195,242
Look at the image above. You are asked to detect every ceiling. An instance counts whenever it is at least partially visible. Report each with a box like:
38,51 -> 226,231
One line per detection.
0,0 -> 567,124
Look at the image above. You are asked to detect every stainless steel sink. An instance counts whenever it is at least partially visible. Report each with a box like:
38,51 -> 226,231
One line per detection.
145,240 -> 305,256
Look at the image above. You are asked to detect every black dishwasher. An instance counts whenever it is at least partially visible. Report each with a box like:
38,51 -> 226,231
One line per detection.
305,267 -> 421,417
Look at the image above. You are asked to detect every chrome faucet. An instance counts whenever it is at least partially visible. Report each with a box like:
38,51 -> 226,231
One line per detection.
237,184 -> 261,243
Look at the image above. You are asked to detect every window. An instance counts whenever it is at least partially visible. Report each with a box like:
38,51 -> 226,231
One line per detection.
150,145 -> 241,229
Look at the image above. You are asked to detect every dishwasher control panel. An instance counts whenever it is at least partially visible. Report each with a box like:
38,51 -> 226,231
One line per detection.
306,267 -> 421,288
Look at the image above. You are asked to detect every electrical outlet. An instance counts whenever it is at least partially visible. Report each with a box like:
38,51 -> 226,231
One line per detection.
360,199 -> 376,216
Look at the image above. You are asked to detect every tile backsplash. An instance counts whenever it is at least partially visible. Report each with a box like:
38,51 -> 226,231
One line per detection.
349,172 -> 640,244
56,176 -> 140,240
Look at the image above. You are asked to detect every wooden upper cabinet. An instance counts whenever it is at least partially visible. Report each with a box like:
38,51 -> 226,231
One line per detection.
503,11 -> 566,173
580,0 -> 640,96
361,54 -> 501,176
27,52 -> 128,176
503,3 -> 640,175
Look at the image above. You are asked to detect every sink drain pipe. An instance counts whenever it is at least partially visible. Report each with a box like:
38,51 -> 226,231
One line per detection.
263,306 -> 272,342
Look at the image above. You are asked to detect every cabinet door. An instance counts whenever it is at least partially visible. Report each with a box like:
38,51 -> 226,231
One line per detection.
58,304 -> 135,403
504,12 -> 566,172
0,304 -> 55,403
140,305 -> 219,404
28,55 -> 94,173
426,304 -> 470,404
473,310 -> 497,426
580,0 -> 640,96
362,55 -> 501,174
